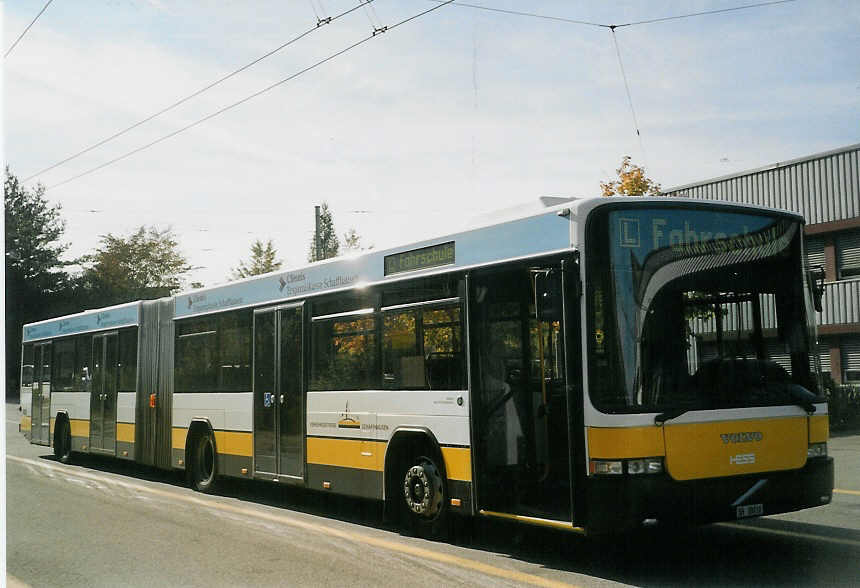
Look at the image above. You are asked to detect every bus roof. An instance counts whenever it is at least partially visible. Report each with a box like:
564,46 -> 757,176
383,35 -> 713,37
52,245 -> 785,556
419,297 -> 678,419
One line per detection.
23,195 -> 806,331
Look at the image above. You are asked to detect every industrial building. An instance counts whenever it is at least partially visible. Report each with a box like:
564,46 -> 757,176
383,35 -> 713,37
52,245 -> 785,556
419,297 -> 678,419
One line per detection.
663,143 -> 860,386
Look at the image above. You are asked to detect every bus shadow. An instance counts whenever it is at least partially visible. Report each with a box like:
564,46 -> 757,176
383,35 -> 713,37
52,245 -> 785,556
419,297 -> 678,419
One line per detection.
36,453 -> 860,585
462,516 -> 860,586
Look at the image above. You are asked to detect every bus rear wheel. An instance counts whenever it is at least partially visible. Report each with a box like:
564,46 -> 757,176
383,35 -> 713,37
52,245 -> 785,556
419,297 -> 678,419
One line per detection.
53,418 -> 72,464
190,431 -> 218,494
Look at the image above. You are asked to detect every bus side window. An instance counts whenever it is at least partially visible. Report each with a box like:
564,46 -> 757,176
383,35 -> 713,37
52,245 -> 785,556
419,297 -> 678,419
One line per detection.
381,304 -> 465,391
21,343 -> 34,388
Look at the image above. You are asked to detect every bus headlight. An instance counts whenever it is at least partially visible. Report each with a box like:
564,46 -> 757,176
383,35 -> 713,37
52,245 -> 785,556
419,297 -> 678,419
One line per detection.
627,457 -> 664,475
589,460 -> 623,475
807,443 -> 827,458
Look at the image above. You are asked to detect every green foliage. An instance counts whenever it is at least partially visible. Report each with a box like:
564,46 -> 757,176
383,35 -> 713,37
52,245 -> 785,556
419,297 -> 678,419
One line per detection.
5,166 -> 68,292
80,226 -> 190,306
824,374 -> 860,431
601,156 -> 661,197
342,227 -> 372,253
5,166 -> 71,397
232,239 -> 282,279
308,202 -> 340,262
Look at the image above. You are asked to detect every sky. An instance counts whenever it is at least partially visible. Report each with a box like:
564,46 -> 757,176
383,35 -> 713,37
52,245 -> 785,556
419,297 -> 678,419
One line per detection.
3,0 -> 859,289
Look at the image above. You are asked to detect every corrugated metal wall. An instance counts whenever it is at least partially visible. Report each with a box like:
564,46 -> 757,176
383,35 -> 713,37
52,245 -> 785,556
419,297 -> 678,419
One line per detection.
818,280 -> 860,327
663,145 -> 859,225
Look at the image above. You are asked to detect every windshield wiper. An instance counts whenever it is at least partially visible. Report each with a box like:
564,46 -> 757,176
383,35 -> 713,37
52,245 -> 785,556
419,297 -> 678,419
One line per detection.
788,384 -> 817,415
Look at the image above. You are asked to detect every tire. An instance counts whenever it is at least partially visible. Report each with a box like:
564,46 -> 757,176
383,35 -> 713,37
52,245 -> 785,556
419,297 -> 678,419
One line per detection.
53,418 -> 72,464
399,454 -> 449,539
190,430 -> 218,494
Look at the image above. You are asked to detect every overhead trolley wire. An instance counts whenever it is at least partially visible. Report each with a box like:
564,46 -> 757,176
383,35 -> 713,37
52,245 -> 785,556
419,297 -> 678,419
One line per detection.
46,0 -> 455,191
428,1 -> 604,27
4,0 -> 55,59
23,1 -> 373,183
436,0 -> 799,163
611,0 -> 797,28
609,28 -> 646,164
432,0 -> 798,30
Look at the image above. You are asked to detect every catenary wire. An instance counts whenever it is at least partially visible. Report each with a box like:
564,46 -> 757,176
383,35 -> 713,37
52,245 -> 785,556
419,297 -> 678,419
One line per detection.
613,0 -> 797,28
46,1 -> 455,191
4,0 -> 54,58
23,1 -> 372,183
610,28 -> 647,164
431,0 -> 798,29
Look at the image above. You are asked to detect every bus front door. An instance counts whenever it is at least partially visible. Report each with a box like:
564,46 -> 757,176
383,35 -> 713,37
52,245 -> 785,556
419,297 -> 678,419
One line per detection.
90,332 -> 118,454
470,265 -> 574,523
30,342 -> 52,446
254,304 -> 304,481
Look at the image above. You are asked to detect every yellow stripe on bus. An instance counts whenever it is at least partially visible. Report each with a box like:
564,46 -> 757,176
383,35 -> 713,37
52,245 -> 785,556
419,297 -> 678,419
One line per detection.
587,426 -> 665,459
70,419 -> 89,438
116,422 -> 135,443
172,427 -> 188,450
214,430 -> 253,457
307,437 -> 384,471
808,414 -> 829,443
171,427 -> 253,457
441,446 -> 472,481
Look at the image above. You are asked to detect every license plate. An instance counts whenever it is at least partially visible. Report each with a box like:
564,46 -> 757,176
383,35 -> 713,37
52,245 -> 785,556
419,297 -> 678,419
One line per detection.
736,503 -> 764,519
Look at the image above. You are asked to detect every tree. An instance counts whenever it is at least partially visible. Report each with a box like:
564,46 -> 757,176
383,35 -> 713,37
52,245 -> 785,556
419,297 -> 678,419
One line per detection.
80,226 -> 190,307
5,166 -> 71,397
308,202 -> 340,262
231,239 -> 282,279
600,156 -> 661,197
342,227 -> 372,253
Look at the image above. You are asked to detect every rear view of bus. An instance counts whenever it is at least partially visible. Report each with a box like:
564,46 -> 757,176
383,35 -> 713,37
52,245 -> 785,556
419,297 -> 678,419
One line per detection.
583,202 -> 834,532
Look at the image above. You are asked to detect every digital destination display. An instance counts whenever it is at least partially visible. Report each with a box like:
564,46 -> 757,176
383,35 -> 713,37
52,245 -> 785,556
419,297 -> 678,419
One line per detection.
384,241 -> 455,276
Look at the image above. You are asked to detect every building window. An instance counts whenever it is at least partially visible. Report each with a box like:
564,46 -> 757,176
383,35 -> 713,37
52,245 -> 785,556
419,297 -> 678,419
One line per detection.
837,230 -> 860,279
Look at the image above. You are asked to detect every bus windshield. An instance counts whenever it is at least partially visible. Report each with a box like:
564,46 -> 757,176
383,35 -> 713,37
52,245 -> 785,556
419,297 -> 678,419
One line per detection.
586,205 -> 823,415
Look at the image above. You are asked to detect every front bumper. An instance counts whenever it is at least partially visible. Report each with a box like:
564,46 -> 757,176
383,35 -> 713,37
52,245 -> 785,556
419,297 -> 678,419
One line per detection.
585,457 -> 834,534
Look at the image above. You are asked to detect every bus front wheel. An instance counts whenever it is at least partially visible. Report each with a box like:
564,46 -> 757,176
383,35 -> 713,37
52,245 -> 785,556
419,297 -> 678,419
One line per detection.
399,454 -> 448,538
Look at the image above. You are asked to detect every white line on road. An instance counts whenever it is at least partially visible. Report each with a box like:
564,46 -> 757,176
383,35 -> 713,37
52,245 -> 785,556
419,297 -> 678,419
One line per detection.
7,455 -> 579,588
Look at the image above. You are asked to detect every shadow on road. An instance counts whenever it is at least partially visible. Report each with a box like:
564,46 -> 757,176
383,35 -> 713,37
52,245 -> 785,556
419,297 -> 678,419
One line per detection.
34,451 -> 860,586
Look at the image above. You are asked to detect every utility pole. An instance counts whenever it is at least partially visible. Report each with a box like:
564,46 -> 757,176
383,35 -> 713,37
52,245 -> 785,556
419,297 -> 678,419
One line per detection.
314,205 -> 321,262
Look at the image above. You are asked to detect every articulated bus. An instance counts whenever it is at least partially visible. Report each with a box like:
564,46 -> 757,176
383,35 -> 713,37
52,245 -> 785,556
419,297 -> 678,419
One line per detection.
19,196 -> 834,535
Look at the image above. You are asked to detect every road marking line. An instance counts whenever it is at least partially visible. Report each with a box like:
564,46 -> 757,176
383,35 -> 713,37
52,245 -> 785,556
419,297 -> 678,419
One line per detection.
6,574 -> 33,588
7,455 -> 579,588
719,522 -> 860,548
834,488 -> 860,496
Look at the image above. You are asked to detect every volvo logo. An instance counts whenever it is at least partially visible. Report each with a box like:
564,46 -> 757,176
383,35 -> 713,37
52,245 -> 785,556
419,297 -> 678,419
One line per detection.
721,432 -> 763,444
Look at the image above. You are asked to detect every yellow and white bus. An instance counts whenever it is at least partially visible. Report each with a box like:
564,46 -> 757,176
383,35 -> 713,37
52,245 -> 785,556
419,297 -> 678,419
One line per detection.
19,196 -> 834,535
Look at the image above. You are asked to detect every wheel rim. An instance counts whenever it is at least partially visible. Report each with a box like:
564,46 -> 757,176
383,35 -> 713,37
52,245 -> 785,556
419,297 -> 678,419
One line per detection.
402,458 -> 444,519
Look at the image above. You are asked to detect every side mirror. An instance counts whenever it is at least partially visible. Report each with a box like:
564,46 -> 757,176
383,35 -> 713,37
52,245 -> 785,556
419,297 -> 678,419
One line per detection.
809,265 -> 825,312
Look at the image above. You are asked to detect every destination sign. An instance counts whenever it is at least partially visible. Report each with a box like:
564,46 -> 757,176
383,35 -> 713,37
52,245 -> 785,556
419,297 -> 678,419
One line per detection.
384,241 -> 455,276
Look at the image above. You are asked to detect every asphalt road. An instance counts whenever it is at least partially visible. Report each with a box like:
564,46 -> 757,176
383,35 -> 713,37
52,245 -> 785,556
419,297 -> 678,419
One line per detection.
5,403 -> 860,587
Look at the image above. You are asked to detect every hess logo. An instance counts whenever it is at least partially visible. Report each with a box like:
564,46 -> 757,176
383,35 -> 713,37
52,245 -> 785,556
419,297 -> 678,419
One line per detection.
720,432 -> 763,444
